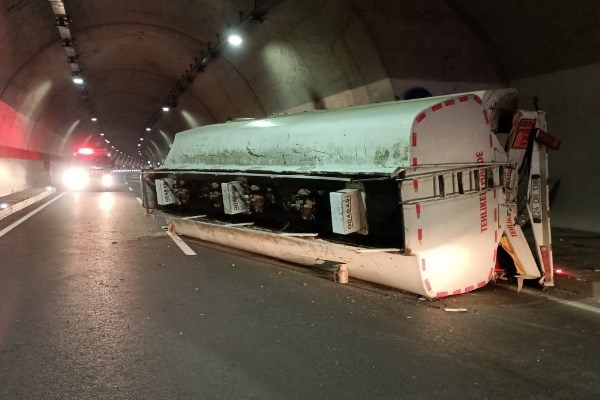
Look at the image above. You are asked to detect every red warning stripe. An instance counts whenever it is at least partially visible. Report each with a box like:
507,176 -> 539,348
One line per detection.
418,229 -> 423,241
416,203 -> 421,218
488,267 -> 494,279
494,208 -> 498,222
444,99 -> 455,107
465,285 -> 475,292
416,113 -> 426,123
493,248 -> 497,262
489,133 -> 493,148
494,230 -> 498,242
436,292 -> 448,298
413,179 -> 419,191
477,280 -> 487,288
452,289 -> 462,295
483,110 -> 490,125
424,279 -> 432,291
459,96 -> 469,103
412,132 -> 417,147
432,104 -> 442,112
473,96 -> 482,105
412,157 -> 418,166
421,258 -> 426,271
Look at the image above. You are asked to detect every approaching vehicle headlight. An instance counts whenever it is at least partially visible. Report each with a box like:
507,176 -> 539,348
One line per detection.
101,174 -> 113,187
63,168 -> 90,191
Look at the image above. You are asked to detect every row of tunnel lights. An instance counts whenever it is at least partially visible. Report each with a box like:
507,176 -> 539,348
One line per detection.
72,33 -> 244,163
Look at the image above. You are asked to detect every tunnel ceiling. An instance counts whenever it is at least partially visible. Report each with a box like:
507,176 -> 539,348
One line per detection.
1,0 -> 598,165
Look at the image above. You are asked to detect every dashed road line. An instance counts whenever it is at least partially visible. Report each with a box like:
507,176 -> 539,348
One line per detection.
164,226 -> 197,256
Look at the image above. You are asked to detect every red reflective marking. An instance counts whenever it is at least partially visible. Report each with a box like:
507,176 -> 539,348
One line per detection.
494,230 -> 498,242
424,279 -> 432,291
412,132 -> 417,147
416,113 -> 426,123
540,246 -> 552,277
493,249 -> 497,262
421,258 -> 426,271
477,280 -> 487,288
432,104 -> 442,112
418,229 -> 423,241
494,208 -> 498,222
444,99 -> 455,107
452,289 -> 462,295
412,157 -> 418,166
459,96 -> 469,102
494,189 -> 497,198
473,96 -> 482,105
465,285 -> 475,292
489,133 -> 493,147
436,292 -> 448,298
416,203 -> 421,218
413,179 -> 419,191
484,110 -> 490,125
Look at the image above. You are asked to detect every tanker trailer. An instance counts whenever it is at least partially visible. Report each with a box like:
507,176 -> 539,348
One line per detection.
141,89 -> 557,298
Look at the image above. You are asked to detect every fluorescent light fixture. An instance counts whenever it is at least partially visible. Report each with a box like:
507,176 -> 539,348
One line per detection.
228,34 -> 242,46
91,117 -> 97,122
140,138 -> 144,141
73,77 -> 84,84
138,144 -> 141,146
146,127 -> 151,131
105,140 -> 110,143
162,106 -> 170,112
100,133 -> 104,136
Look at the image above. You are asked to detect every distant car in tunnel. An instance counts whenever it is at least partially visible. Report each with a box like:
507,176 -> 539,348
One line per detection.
62,147 -> 114,191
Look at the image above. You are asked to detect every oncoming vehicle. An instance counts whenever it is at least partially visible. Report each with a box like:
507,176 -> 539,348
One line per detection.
62,147 -> 114,191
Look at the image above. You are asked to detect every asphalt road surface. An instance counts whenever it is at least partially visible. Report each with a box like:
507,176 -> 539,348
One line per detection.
1,172 -> 599,399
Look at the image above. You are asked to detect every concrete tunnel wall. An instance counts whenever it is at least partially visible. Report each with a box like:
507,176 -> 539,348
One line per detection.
0,0 -> 598,232
511,63 -> 600,233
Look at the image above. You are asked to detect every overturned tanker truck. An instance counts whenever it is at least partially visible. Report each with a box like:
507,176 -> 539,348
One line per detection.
140,89 -> 560,298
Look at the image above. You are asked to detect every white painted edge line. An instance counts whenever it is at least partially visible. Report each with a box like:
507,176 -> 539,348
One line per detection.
166,229 -> 197,256
0,189 -> 54,221
553,298 -> 600,315
501,284 -> 600,316
136,197 -> 142,205
0,192 -> 69,238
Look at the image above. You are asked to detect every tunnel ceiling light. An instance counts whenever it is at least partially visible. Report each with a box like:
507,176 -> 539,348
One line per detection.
228,33 -> 243,46
162,106 -> 170,112
72,76 -> 84,84
105,140 -> 110,143
146,127 -> 151,131
138,144 -> 141,146
91,117 -> 97,122
99,133 -> 104,136
140,138 -> 144,141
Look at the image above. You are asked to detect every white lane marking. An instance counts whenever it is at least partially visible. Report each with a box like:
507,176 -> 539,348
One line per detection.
551,297 -> 600,316
0,192 -> 69,238
136,197 -> 142,204
502,284 -> 600,316
166,229 -> 197,256
128,187 -> 133,191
